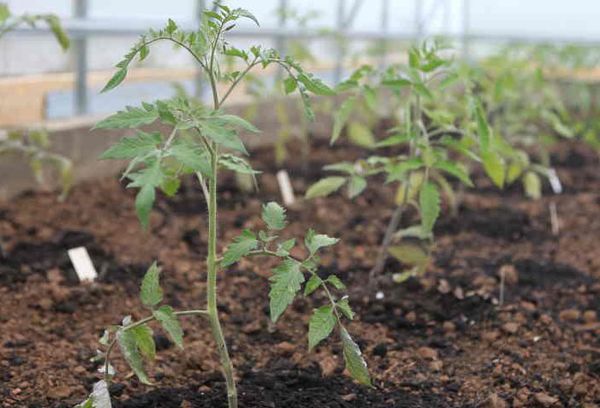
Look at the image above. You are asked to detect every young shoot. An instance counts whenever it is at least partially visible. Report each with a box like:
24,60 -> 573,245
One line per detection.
79,7 -> 369,408
307,40 -> 514,283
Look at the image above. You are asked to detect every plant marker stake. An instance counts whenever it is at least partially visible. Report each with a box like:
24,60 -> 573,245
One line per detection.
68,246 -> 98,282
276,170 -> 295,206
549,201 -> 560,236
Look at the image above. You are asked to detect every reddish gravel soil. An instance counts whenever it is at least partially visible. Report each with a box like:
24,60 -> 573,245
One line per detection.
0,138 -> 599,407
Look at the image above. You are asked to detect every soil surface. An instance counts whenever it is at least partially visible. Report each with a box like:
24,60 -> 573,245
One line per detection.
1,138 -> 599,407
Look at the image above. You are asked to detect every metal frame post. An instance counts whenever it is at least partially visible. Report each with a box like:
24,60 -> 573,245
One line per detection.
73,0 -> 88,115
380,0 -> 390,68
334,0 -> 346,84
462,0 -> 471,60
276,0 -> 288,79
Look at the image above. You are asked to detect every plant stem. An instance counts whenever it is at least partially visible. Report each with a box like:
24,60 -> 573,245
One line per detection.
206,146 -> 238,408
368,204 -> 405,282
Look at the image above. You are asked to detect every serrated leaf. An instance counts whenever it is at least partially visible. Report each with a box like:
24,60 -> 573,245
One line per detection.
217,114 -> 260,133
153,305 -> 184,348
326,275 -> 346,290
235,8 -> 260,26
340,327 -> 371,386
127,161 -> 165,229
261,202 -> 287,230
221,230 -> 259,267
116,329 -> 151,384
305,229 -> 339,256
482,150 -> 505,188
102,69 -> 127,93
433,161 -> 473,187
168,140 -> 211,176
130,325 -> 155,360
305,177 -> 346,199
140,262 -> 163,308
95,105 -> 159,129
331,97 -> 356,144
283,77 -> 297,94
200,119 -> 247,154
269,259 -> 304,322
347,176 -> 367,199
100,131 -> 161,160
276,238 -> 296,257
419,182 -> 440,233
297,73 -> 335,96
308,305 -> 336,349
336,297 -> 354,320
474,101 -> 490,151
304,275 -> 322,296
219,154 -> 259,175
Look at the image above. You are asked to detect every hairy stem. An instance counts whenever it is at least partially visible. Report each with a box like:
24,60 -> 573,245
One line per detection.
206,146 -> 238,408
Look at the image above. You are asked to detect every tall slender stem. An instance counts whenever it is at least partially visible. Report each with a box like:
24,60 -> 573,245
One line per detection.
206,146 -> 238,408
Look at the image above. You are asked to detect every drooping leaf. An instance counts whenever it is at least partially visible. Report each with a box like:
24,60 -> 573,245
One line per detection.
305,229 -> 339,256
433,161 -> 473,187
347,122 -> 375,149
336,297 -> 354,320
340,327 -> 371,386
326,275 -> 346,290
297,73 -> 335,96
216,114 -> 261,133
219,154 -> 259,175
221,230 -> 259,267
101,69 -> 128,93
308,305 -> 336,350
481,150 -> 505,188
153,305 -> 184,348
44,15 -> 70,50
388,243 -> 429,266
304,275 -> 322,296
140,262 -> 163,308
262,202 -> 287,230
305,177 -> 346,199
116,329 -> 151,384
100,132 -> 161,160
127,161 -> 165,229
419,182 -> 440,233
474,101 -> 490,151
331,97 -> 356,144
347,176 -> 367,199
130,325 -> 155,360
269,259 -> 304,322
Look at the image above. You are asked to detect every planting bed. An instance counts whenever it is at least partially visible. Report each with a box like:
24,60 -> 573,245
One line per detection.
0,138 -> 599,407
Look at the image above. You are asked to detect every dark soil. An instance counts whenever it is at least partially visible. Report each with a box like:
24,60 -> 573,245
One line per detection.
1,138 -> 599,407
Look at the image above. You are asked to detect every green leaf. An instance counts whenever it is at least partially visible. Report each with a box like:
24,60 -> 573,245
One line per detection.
474,101 -> 490,151
308,305 -> 336,349
44,15 -> 70,50
127,161 -> 165,229
276,238 -> 296,257
219,154 -> 259,175
262,202 -> 287,230
340,327 -> 371,386
305,229 -> 339,256
140,262 -> 163,308
100,131 -> 161,160
0,4 -> 10,24
304,275 -> 322,296
86,380 -> 112,408
235,8 -> 260,26
385,158 -> 424,183
160,176 -> 180,197
116,329 -> 151,384
523,171 -> 542,200
101,69 -> 128,93
347,176 -> 367,199
347,122 -> 375,149
382,78 -> 411,90
419,182 -> 440,233
331,97 -> 356,144
433,161 -> 473,187
305,177 -> 346,199
297,73 -> 335,96
94,105 -> 158,129
326,275 -> 346,290
217,114 -> 260,133
481,150 -> 505,188
200,119 -> 247,154
153,305 -> 184,348
221,230 -> 259,267
130,325 -> 155,360
283,77 -> 297,94
269,259 -> 304,322
168,140 -> 211,176
388,243 -> 429,266
336,297 -> 354,320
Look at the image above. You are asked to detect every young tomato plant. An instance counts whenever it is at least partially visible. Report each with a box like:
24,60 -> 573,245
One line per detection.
0,3 -> 72,199
308,40 -> 510,282
79,7 -> 369,408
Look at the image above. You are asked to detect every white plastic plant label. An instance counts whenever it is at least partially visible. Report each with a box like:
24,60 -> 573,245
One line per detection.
276,170 -> 295,206
547,169 -> 562,195
68,246 -> 98,282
